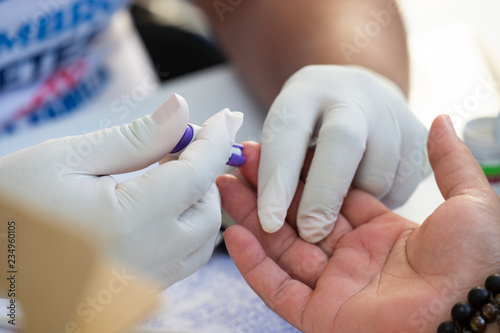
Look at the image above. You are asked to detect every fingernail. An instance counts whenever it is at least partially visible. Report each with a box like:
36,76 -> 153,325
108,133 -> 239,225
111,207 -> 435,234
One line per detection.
152,93 -> 188,123
442,114 -> 456,135
223,109 -> 244,140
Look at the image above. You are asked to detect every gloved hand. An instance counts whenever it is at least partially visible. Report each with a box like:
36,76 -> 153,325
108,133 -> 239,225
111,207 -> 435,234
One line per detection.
0,93 -> 243,288
258,65 -> 431,243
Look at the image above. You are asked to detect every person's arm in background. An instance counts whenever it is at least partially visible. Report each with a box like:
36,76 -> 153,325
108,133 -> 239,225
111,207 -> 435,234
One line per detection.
193,0 -> 409,107
194,0 -> 430,244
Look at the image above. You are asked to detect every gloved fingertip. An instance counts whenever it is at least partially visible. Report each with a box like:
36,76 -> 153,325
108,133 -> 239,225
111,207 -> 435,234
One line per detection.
298,216 -> 336,244
222,109 -> 244,140
259,211 -> 285,233
299,228 -> 331,244
151,93 -> 189,124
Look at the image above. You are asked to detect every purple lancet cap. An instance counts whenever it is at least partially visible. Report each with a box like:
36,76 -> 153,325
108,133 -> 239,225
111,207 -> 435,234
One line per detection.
227,143 -> 246,167
170,125 -> 245,166
170,125 -> 194,153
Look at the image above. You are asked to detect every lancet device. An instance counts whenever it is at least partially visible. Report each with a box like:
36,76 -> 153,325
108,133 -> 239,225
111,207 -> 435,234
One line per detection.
170,124 -> 245,167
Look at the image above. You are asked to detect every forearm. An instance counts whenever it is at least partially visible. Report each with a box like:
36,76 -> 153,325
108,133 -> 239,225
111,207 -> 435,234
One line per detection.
194,0 -> 409,108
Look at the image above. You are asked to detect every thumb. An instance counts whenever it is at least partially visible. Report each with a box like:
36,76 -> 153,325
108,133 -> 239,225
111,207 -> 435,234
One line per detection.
58,93 -> 189,175
428,114 -> 493,200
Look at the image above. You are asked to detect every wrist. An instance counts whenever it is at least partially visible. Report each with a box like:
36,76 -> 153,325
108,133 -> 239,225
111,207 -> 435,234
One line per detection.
438,273 -> 500,333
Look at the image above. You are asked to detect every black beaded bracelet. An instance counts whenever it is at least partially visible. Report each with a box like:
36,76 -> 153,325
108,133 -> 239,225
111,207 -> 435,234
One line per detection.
438,273 -> 500,333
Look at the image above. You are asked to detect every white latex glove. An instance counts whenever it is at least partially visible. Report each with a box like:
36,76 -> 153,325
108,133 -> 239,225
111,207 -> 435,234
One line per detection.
0,93 -> 243,288
258,65 -> 431,243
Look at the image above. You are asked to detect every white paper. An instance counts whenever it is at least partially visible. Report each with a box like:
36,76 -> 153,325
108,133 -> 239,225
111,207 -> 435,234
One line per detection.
137,248 -> 300,333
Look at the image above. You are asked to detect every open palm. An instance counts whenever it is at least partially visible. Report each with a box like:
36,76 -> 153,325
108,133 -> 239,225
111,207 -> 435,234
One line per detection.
216,115 -> 500,332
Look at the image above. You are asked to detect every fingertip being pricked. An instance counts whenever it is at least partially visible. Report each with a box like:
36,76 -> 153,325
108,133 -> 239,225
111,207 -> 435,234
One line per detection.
238,141 -> 261,188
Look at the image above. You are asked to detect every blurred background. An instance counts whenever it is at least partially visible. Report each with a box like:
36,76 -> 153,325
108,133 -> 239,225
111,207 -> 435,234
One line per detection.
402,0 -> 500,132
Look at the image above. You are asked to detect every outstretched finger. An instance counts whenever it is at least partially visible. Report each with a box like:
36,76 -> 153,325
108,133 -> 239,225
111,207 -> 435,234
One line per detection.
340,188 -> 391,229
217,173 -> 328,288
224,225 -> 312,331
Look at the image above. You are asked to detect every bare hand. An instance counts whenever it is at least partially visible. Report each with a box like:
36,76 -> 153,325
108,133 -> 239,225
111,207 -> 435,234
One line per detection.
216,115 -> 500,332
